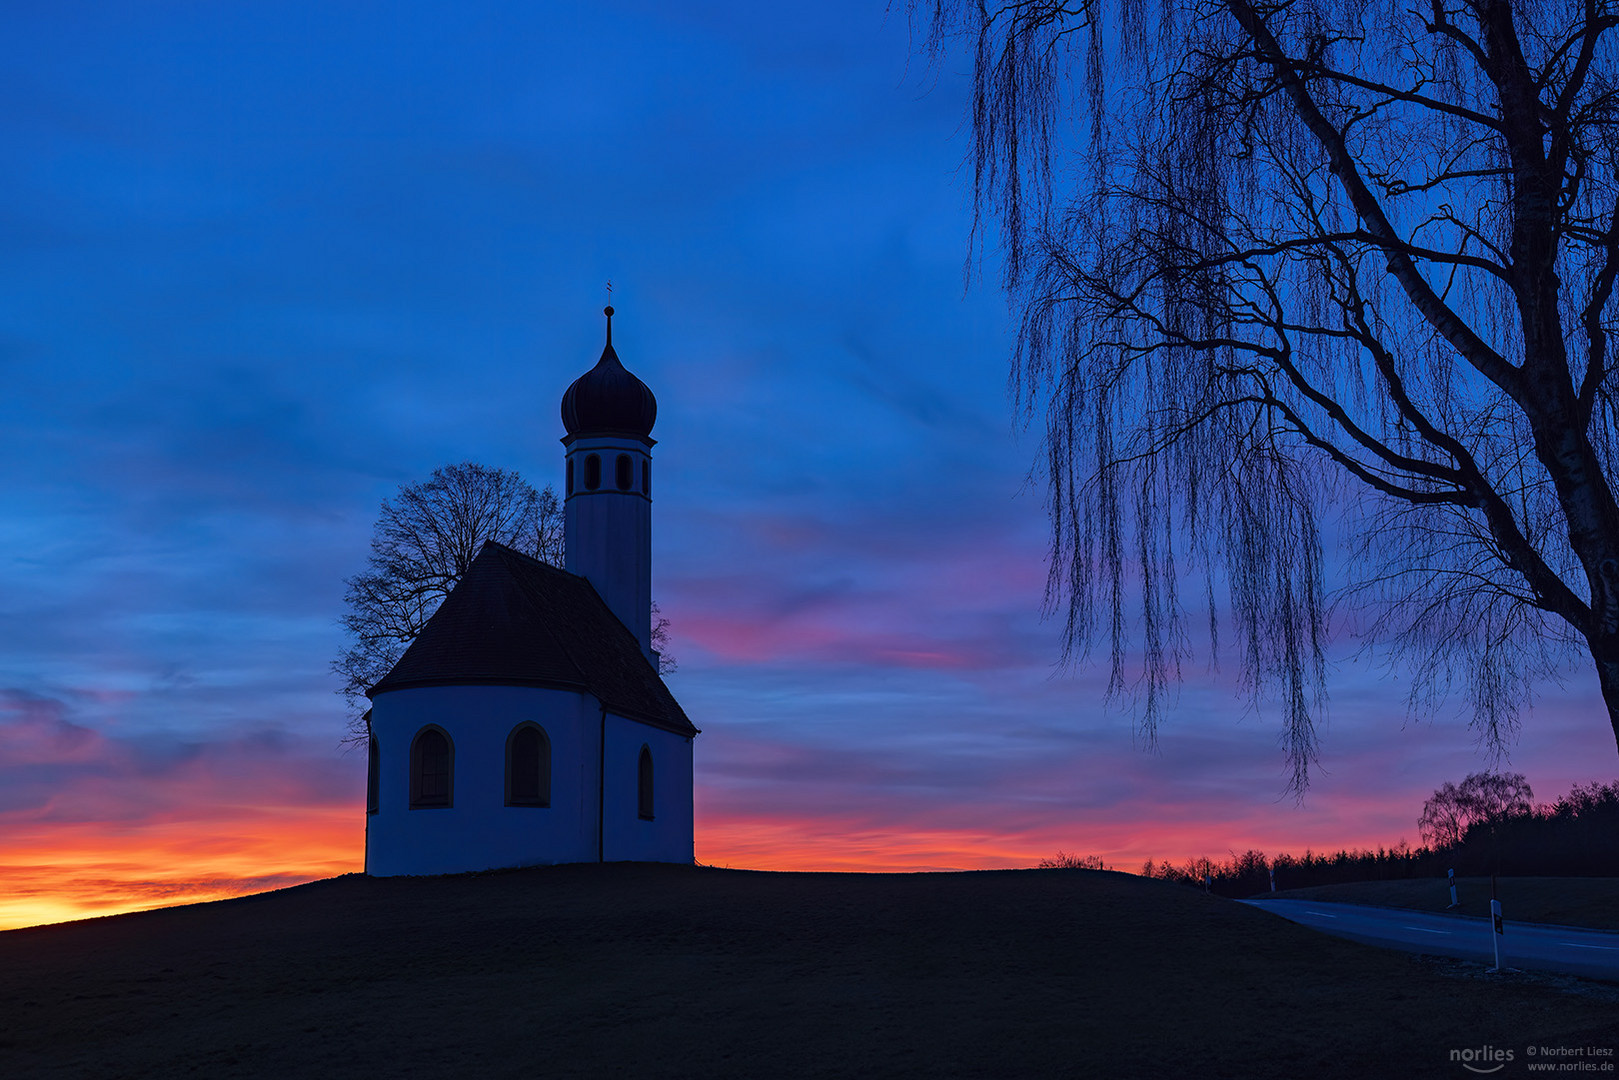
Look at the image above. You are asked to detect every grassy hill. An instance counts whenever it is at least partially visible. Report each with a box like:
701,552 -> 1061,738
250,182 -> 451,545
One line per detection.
0,864 -> 1612,1079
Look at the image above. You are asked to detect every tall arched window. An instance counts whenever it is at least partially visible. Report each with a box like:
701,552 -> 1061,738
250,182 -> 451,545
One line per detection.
506,723 -> 551,807
366,736 -> 379,816
637,745 -> 655,821
410,726 -> 453,809
566,457 -> 574,496
584,453 -> 601,490
615,453 -> 632,490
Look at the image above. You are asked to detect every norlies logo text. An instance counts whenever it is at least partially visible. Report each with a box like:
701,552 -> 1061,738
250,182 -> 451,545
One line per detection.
1452,1046 -> 1515,1074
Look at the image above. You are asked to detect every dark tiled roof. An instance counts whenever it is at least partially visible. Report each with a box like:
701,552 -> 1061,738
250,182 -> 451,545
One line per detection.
367,541 -> 695,737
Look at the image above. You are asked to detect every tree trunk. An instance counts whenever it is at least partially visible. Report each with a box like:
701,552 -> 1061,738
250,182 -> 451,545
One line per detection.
1589,644 -> 1619,756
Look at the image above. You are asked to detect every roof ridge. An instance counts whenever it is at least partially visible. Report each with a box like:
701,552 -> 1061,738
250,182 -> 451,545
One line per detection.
483,538 -> 563,573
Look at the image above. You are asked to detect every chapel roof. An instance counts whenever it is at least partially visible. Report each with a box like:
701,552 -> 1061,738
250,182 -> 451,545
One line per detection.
367,541 -> 695,737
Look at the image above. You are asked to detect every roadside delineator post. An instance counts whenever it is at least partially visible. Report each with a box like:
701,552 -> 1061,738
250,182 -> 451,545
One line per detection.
1488,898 -> 1504,972
1447,867 -> 1458,909
1486,871 -> 1508,973
1269,867 -> 1276,893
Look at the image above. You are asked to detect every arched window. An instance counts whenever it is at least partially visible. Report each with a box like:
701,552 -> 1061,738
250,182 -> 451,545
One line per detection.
615,453 -> 632,491
641,460 -> 650,496
566,457 -> 574,496
506,723 -> 551,807
637,745 -> 655,820
584,453 -> 601,490
409,726 -> 453,809
366,736 -> 379,816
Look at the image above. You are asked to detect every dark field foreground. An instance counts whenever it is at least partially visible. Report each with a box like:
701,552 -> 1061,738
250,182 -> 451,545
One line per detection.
1271,876 -> 1619,930
0,865 -> 1613,1079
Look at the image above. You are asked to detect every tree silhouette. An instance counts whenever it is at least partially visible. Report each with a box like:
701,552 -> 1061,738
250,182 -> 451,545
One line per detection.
1419,771 -> 1534,847
914,0 -> 1619,789
332,462 -> 562,744
334,461 -> 677,745
1418,780 -> 1474,849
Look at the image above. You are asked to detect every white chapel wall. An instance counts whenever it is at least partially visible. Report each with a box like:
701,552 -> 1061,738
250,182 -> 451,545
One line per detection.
366,684 -> 599,876
602,713 -> 694,864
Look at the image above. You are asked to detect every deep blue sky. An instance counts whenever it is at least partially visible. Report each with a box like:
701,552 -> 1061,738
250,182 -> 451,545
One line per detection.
2,1 -> 1613,923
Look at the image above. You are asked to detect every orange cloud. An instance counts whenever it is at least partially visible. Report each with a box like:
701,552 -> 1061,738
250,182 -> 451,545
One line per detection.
0,810 -> 360,930
8,679 -> 1604,931
0,689 -> 362,930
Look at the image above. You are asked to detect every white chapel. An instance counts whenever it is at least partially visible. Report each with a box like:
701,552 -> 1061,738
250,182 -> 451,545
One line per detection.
363,306 -> 698,876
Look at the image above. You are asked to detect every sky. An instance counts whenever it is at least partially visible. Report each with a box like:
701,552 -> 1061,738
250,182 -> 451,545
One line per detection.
2,0 -> 1615,931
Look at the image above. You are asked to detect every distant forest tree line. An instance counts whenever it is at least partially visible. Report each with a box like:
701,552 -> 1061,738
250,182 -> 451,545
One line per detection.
1051,774 -> 1619,895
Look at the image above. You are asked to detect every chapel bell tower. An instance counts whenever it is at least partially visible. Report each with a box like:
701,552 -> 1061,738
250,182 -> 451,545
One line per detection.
560,305 -> 657,665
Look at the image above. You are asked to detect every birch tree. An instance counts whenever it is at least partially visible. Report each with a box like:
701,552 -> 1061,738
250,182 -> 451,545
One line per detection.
914,0 -> 1619,789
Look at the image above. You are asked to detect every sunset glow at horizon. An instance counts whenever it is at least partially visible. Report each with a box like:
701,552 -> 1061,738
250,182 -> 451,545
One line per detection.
0,798 -> 1493,932
4,702 -> 1610,931
3,1 -> 1616,935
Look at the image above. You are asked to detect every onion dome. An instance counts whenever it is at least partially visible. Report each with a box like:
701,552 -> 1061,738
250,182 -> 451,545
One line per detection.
560,305 -> 657,438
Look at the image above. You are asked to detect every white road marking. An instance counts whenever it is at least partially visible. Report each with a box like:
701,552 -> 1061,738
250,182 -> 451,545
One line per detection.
1253,901 -> 1619,974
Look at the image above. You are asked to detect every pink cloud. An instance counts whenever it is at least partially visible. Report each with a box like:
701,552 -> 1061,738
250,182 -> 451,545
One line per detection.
674,607 -> 1006,670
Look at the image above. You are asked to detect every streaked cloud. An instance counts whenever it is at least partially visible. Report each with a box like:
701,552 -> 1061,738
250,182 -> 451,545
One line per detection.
0,1 -> 1612,933
0,689 -> 359,928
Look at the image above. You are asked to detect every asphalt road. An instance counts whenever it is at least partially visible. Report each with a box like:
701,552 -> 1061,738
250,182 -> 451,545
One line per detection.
1242,898 -> 1619,980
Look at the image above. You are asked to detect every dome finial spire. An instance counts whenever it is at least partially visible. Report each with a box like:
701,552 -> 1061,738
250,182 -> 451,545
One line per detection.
562,301 -> 656,439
